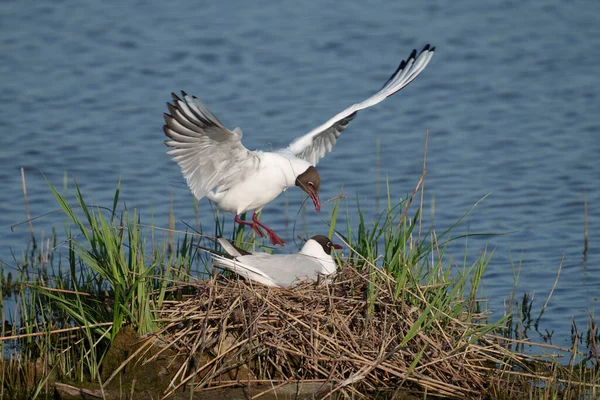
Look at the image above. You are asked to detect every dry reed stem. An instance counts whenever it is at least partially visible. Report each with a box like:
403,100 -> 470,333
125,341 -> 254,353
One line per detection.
397,171 -> 426,230
20,167 -> 35,236
536,254 -> 564,326
584,189 -> 588,257
417,129 -> 428,244
0,322 -> 113,342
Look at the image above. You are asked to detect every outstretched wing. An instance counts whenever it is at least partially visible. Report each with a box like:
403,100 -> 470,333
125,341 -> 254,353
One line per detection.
287,44 -> 435,166
163,92 -> 259,199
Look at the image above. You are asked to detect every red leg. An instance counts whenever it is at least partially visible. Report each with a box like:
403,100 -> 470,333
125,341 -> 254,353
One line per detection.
234,214 -> 265,237
252,213 -> 285,246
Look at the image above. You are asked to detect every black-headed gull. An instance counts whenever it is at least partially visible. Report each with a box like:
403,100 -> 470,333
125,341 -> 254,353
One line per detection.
164,44 -> 435,246
204,235 -> 342,288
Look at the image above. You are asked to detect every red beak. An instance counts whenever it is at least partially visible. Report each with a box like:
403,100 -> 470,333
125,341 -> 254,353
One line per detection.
332,243 -> 343,250
309,190 -> 321,212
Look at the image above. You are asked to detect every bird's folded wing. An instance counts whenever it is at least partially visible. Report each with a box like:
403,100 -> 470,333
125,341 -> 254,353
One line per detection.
238,254 -> 319,286
212,253 -> 276,283
287,44 -> 435,166
164,92 -> 259,199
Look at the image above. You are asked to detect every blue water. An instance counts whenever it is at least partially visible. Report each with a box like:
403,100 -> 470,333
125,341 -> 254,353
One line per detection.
1,1 -> 599,355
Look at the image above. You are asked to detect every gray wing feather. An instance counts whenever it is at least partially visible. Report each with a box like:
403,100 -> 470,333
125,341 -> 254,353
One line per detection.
213,253 -> 323,287
236,254 -> 323,287
287,45 -> 435,166
164,92 -> 259,199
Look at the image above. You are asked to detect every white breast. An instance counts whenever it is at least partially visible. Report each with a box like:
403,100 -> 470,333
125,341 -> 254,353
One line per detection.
208,152 -> 312,214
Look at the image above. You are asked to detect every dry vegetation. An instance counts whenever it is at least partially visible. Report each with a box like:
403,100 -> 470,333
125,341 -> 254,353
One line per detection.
100,263 -> 537,399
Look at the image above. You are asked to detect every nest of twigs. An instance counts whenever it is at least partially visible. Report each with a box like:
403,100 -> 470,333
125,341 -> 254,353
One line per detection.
147,263 -> 528,399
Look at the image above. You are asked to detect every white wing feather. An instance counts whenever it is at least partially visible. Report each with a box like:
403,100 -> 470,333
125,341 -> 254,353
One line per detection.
287,44 -> 435,166
163,92 -> 260,200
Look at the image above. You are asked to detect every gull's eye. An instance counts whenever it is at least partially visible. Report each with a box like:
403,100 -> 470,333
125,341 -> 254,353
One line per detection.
327,242 -> 331,247
308,182 -> 314,187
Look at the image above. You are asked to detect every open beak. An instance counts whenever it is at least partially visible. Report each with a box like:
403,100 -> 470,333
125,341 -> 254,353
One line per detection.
309,190 -> 321,212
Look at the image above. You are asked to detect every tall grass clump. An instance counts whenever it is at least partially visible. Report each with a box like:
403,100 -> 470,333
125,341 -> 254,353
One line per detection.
0,178 -> 204,398
332,177 -> 497,335
42,178 -> 199,338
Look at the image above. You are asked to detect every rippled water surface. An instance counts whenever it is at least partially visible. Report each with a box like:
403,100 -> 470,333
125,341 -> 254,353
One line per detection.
1,0 -> 599,351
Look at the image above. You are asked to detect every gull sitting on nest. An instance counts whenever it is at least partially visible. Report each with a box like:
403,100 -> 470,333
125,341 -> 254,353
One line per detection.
203,235 -> 342,288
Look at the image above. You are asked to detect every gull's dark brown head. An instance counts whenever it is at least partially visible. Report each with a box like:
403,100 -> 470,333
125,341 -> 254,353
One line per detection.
310,235 -> 343,255
295,166 -> 321,212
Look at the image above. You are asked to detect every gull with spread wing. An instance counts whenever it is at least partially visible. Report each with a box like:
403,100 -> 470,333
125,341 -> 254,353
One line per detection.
164,44 -> 435,246
204,235 -> 342,288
